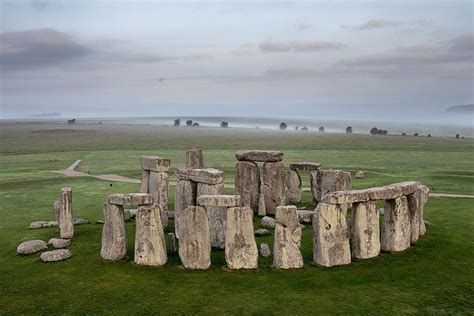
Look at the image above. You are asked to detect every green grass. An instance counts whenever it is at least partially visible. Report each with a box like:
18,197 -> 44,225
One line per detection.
0,123 -> 473,314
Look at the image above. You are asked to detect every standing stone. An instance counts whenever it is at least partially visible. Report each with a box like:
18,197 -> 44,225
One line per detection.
313,203 -> 351,267
351,201 -> 380,259
313,170 -> 352,202
419,185 -> 430,236
287,169 -> 302,204
225,207 -> 258,269
258,193 -> 266,216
149,171 -> 169,229
59,187 -> 74,239
135,205 -> 167,266
273,206 -> 303,269
53,200 -> 61,222
407,191 -> 421,244
174,180 -> 197,239
235,161 -> 260,212
197,182 -> 226,249
139,170 -> 150,193
178,206 -> 211,269
309,171 -> 318,203
167,233 -> 177,254
186,148 -> 204,169
101,203 -> 127,261
381,196 -> 411,252
262,162 -> 286,215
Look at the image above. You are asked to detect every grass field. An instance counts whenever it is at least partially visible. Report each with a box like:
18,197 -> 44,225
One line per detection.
0,122 -> 473,314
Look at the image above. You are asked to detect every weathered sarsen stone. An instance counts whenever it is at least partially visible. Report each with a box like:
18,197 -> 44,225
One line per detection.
225,207 -> 258,269
186,148 -> 204,169
140,155 -> 170,172
139,170 -> 150,193
176,168 -> 224,185
197,182 -> 226,249
381,196 -> 411,252
148,171 -> 169,229
178,206 -> 211,269
262,162 -> 286,215
40,249 -> 72,262
351,201 -> 380,259
235,150 -> 283,162
59,187 -> 74,239
287,169 -> 302,204
235,161 -> 260,212
418,185 -> 430,236
17,240 -> 48,255
273,206 -> 303,269
289,162 -> 321,171
101,203 -> 127,261
313,203 -> 351,267
197,195 -> 241,207
174,180 -> 197,239
313,170 -> 352,202
135,204 -> 167,266
261,216 -> 276,229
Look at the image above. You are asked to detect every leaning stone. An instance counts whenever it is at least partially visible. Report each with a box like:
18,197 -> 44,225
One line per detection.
167,233 -> 177,254
178,206 -> 211,269
258,193 -> 266,216
186,148 -> 204,169
255,228 -> 270,236
176,168 -> 224,185
235,150 -> 283,162
139,170 -> 150,193
40,249 -> 72,262
355,170 -> 365,179
260,243 -> 271,258
107,193 -> 131,205
381,196 -> 411,252
262,162 -> 286,215
135,204 -> 167,266
29,221 -> 58,229
48,238 -> 71,249
53,200 -> 61,222
313,203 -> 351,267
197,183 -> 226,249
261,216 -> 276,229
148,171 -> 169,228
101,203 -> 127,261
289,162 -> 321,171
17,240 -> 47,255
225,207 -> 258,269
140,155 -> 170,172
273,206 -> 303,269
59,187 -> 74,239
297,210 -> 313,224
197,195 -> 241,207
235,161 -> 260,212
287,169 -> 302,204
129,193 -> 153,205
351,201 -> 380,259
174,180 -> 197,239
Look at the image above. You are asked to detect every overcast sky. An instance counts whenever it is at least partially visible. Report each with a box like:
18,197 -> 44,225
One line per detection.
0,0 -> 473,121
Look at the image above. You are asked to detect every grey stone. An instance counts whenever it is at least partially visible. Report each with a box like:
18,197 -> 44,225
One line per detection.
135,205 -> 167,266
139,170 -> 150,193
424,220 -> 431,227
73,218 -> 90,225
108,193 -> 131,205
273,206 -> 303,269
262,162 -> 286,215
178,206 -> 211,269
235,150 -> 283,162
407,191 -> 422,244
225,207 -> 258,269
197,182 -> 226,249
48,238 -> 71,249
140,155 -> 170,172
355,170 -> 365,179
297,210 -> 313,224
313,203 -> 351,267
379,208 -> 385,215
258,193 -> 266,216
287,169 -> 302,204
260,243 -> 271,257
53,200 -> 61,222
351,201 -> 380,259
261,216 -> 276,229
59,187 -> 74,239
197,195 -> 241,207
235,161 -> 260,212
289,162 -> 321,171
148,171 -> 169,228
174,180 -> 197,239
40,249 -> 72,262
29,221 -> 58,229
381,196 -> 411,252
255,228 -> 270,236
419,185 -> 430,236
167,233 -> 177,254
101,203 -> 127,261
176,167 -> 224,184
17,240 -> 48,255
313,170 -> 352,202
186,149 -> 204,169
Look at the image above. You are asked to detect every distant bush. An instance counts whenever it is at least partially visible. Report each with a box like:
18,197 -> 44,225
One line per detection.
414,133 -> 419,137
370,127 -> 388,135
192,122 -> 200,127
456,134 -> 460,139
279,122 -> 287,130
186,120 -> 193,127
428,134 -> 431,137
295,126 -> 299,131
221,121 -> 229,128
301,126 -> 308,131
402,132 -> 406,136
319,127 -> 325,133
174,119 -> 180,126
346,126 -> 353,134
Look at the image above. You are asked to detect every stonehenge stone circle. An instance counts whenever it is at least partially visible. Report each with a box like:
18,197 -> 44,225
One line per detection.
59,187 -> 74,239
225,207 -> 258,269
40,249 -> 72,262
351,201 -> 380,259
135,204 -> 167,266
186,148 -> 204,169
197,183 -> 226,249
235,161 -> 260,212
17,240 -> 48,255
262,162 -> 286,215
101,202 -> 128,261
235,150 -> 283,162
273,206 -> 303,269
178,206 -> 211,269
381,196 -> 411,252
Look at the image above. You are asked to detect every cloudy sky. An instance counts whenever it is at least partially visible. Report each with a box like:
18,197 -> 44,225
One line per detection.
0,0 -> 473,121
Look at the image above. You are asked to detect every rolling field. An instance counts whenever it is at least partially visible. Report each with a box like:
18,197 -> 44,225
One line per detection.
0,122 -> 473,314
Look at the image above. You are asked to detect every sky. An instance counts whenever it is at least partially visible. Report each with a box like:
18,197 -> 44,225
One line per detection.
0,0 -> 473,122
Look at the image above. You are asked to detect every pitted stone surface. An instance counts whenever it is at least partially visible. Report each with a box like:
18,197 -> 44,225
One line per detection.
101,203 -> 127,261
48,238 -> 71,249
273,206 -> 303,269
186,149 -> 204,169
225,207 -> 258,269
148,171 -> 169,228
140,155 -> 170,172
197,183 -> 226,249
297,210 -> 313,224
40,249 -> 72,262
59,187 -> 74,239
139,170 -> 150,193
287,169 -> 302,204
176,168 -> 224,184
174,180 -> 197,239
351,201 -> 380,259
258,193 -> 266,216
260,243 -> 271,257
197,195 -> 241,207
17,240 -> 47,255
235,150 -> 283,162
381,196 -> 411,252
255,229 -> 270,236
313,170 -> 352,202
235,161 -> 260,212
135,205 -> 167,266
261,216 -> 276,229
262,162 -> 286,215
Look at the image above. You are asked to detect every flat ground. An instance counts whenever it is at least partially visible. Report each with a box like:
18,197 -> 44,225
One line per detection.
0,122 -> 473,314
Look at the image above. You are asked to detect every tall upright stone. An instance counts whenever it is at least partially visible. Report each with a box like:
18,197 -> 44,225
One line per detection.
197,182 -> 226,249
174,180 -> 197,239
273,206 -> 303,269
257,193 -> 266,216
407,191 -> 421,244
178,206 -> 211,269
351,201 -> 380,259
235,161 -> 260,212
381,196 -> 411,252
418,185 -> 430,236
149,171 -> 169,229
262,162 -> 286,215
287,169 -> 302,204
313,203 -> 351,267
101,203 -> 127,261
139,170 -> 150,193
53,200 -> 61,222
313,170 -> 352,202
225,207 -> 258,269
186,148 -> 204,169
59,187 -> 74,239
135,204 -> 167,266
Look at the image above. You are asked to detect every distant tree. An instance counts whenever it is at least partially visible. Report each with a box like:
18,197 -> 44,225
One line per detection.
383,130 -> 388,135
174,119 -> 180,126
402,132 -> 406,136
456,134 -> 460,139
192,122 -> 200,127
186,120 -> 193,127
346,126 -> 353,134
414,133 -> 419,137
319,126 -> 325,133
68,119 -> 76,124
220,121 -> 229,128
279,122 -> 287,130
370,127 -> 378,135
295,126 -> 299,131
301,126 -> 309,131
428,134 -> 431,137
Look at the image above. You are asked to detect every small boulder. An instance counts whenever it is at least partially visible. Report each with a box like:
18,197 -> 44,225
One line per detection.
297,210 -> 313,224
17,240 -> 48,255
260,243 -> 271,258
73,218 -> 90,225
40,249 -> 72,262
355,170 -> 365,179
255,229 -> 270,237
48,238 -> 71,249
29,221 -> 58,229
261,216 -> 276,229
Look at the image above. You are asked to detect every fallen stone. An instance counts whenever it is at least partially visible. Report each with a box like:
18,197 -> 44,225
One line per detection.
148,171 -> 169,228
197,183 -> 226,249
351,201 -> 380,259
273,206 -> 303,269
225,207 -> 258,269
260,243 -> 271,258
186,149 -> 204,169
255,228 -> 270,236
235,161 -> 260,212
176,167 -> 224,184
355,170 -> 365,179
73,218 -> 89,225
140,155 -> 170,172
289,162 -> 321,171
197,195 -> 241,207
101,203 -> 127,261
287,169 -> 302,204
59,187 -> 74,239
381,196 -> 411,252
297,210 -> 313,224
29,221 -> 58,229
262,162 -> 286,215
135,204 -> 167,266
174,180 -> 197,239
17,240 -> 48,255
40,249 -> 72,262
258,193 -> 266,216
261,216 -> 276,229
235,150 -> 283,162
48,238 -> 71,249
